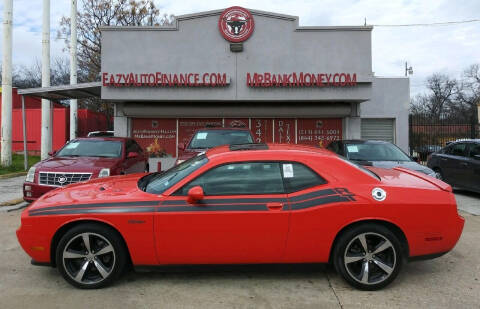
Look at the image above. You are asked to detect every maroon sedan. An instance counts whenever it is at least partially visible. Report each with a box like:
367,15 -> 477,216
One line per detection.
23,137 -> 148,202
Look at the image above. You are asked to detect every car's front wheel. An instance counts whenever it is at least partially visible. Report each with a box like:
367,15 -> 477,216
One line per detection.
333,224 -> 404,290
56,223 -> 127,289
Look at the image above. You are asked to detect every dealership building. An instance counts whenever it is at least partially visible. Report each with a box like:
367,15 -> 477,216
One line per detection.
24,7 -> 410,171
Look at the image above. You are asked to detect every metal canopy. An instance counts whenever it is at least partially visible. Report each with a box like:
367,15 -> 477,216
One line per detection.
17,82 -> 101,100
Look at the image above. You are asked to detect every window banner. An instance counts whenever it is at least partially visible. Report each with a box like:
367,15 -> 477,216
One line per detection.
131,118 -> 177,157
250,119 -> 273,143
274,119 -> 295,144
296,118 -> 342,148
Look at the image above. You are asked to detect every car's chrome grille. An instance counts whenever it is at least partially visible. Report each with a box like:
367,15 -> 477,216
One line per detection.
39,172 -> 92,187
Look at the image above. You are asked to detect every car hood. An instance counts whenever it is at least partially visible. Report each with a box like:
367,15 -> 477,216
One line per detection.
178,148 -> 206,161
355,160 -> 435,175
35,156 -> 120,172
29,173 -> 151,210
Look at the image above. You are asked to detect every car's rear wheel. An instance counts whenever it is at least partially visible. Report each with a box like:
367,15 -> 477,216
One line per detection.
333,224 -> 404,290
56,223 -> 127,289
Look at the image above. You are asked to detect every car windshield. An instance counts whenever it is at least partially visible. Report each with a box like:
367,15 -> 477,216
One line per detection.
143,154 -> 208,194
188,130 -> 253,149
56,140 -> 123,158
345,143 -> 411,162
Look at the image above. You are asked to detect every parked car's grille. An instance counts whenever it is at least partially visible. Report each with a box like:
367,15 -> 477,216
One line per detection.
39,172 -> 92,187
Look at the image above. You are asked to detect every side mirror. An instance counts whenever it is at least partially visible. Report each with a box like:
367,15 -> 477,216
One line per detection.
127,151 -> 139,158
187,186 -> 204,204
474,155 -> 480,161
411,156 -> 419,162
178,143 -> 185,151
48,150 -> 56,156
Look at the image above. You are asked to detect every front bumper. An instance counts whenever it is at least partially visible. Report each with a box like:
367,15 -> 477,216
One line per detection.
23,183 -> 54,202
16,220 -> 51,264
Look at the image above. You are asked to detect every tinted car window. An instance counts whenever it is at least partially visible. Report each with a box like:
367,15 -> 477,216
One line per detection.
281,162 -> 326,193
132,140 -> 143,153
447,143 -> 467,157
468,143 -> 480,157
188,130 -> 253,149
56,140 -> 123,158
345,143 -> 411,162
144,155 -> 208,194
176,162 -> 284,196
327,142 -> 339,153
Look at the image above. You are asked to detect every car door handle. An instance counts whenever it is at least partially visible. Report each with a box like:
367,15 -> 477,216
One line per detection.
440,158 -> 448,161
460,162 -> 468,167
267,202 -> 284,211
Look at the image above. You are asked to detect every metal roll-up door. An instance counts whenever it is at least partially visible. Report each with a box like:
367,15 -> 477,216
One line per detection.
361,118 -> 395,143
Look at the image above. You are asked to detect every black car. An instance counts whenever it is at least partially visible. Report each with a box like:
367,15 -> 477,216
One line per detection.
327,140 -> 437,177
427,139 -> 480,193
414,145 -> 442,161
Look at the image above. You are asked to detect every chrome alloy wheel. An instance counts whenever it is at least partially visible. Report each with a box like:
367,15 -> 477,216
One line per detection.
343,232 -> 396,285
62,232 -> 116,285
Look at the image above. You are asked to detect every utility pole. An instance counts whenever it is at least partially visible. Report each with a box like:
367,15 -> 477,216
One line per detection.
41,0 -> 51,159
70,0 -> 78,140
405,62 -> 413,77
1,0 -> 13,166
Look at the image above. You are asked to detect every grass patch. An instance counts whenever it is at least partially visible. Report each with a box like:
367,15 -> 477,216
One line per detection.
0,153 -> 41,175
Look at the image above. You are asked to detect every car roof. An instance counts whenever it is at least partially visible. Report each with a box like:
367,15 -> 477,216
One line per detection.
449,139 -> 480,144
194,127 -> 250,132
74,137 -> 129,142
206,143 -> 334,160
337,139 -> 391,145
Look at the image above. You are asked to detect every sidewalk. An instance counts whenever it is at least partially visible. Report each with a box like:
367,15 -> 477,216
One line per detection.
0,176 -> 25,204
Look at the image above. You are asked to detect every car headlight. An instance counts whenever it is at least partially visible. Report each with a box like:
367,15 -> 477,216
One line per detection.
98,168 -> 110,178
25,166 -> 36,183
176,160 -> 185,165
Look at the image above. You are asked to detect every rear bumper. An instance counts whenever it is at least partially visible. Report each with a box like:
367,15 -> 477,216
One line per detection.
409,214 -> 465,258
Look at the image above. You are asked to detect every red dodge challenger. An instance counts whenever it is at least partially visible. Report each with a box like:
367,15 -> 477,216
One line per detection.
17,144 -> 464,290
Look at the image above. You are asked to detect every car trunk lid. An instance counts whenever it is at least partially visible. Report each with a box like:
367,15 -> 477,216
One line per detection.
366,166 -> 452,192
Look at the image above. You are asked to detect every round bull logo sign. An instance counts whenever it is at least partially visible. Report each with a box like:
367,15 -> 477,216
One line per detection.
218,6 -> 255,42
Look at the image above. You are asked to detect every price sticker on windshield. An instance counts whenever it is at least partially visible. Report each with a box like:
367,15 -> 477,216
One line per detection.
196,132 -> 208,140
283,164 -> 294,178
347,145 -> 359,153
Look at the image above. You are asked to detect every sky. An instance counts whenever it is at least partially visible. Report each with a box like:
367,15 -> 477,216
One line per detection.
0,0 -> 479,96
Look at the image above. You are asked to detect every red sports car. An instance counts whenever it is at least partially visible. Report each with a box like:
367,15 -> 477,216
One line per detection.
23,137 -> 148,202
17,144 -> 464,290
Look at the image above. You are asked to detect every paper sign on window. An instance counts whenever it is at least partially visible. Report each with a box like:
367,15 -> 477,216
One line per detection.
196,132 -> 208,139
347,145 -> 359,153
283,164 -> 294,178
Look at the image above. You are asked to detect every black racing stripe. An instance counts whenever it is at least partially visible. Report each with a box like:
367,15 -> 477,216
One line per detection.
28,201 -> 160,214
156,204 -> 268,212
161,197 -> 287,206
291,195 -> 352,210
29,207 -> 156,216
288,189 -> 337,202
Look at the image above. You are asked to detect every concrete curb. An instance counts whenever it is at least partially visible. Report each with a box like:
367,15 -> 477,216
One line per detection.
0,197 -> 24,207
0,171 -> 27,179
0,201 -> 28,213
